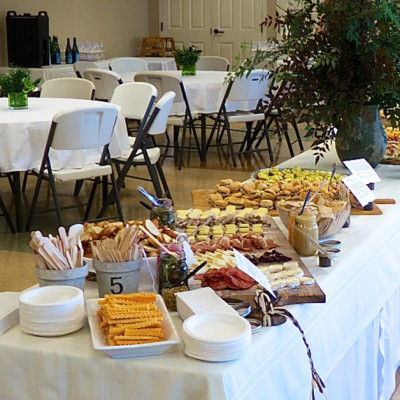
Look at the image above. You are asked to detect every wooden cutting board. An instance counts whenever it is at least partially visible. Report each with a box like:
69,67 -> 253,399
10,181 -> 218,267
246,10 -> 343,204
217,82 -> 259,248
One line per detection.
218,217 -> 326,307
187,215 -> 326,307
191,189 -> 390,216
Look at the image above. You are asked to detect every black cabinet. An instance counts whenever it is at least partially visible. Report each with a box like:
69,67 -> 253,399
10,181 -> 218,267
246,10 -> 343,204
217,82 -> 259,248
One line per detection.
6,11 -> 50,68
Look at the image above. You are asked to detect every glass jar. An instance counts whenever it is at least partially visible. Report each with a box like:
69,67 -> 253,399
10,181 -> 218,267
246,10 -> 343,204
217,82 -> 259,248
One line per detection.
158,243 -> 188,311
150,198 -> 176,229
291,212 -> 319,257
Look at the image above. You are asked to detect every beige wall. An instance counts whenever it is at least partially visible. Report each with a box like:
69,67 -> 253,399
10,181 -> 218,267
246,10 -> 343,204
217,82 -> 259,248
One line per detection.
0,0 -> 159,66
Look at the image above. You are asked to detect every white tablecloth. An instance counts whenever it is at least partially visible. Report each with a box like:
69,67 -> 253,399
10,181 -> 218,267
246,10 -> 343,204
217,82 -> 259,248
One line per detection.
126,70 -> 257,116
0,97 -> 129,173
0,148 -> 400,400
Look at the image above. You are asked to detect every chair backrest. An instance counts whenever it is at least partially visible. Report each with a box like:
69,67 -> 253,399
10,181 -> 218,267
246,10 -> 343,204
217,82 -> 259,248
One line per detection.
196,56 -> 230,71
146,91 -> 176,135
109,57 -> 149,74
83,68 -> 122,102
111,82 -> 157,121
49,104 -> 119,151
73,61 -> 98,78
227,69 -> 270,102
40,77 -> 95,100
134,71 -> 184,103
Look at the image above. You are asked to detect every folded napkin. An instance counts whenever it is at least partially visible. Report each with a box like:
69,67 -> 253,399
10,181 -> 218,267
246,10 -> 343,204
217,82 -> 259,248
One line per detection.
0,292 -> 20,335
175,287 -> 237,321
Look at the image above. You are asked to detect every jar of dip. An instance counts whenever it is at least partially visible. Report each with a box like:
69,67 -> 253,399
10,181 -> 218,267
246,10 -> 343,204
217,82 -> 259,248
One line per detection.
291,212 -> 319,256
150,198 -> 176,229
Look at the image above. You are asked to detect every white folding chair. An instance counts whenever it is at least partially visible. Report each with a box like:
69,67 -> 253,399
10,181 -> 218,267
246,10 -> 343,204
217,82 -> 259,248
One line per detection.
109,57 -> 149,74
196,56 -> 230,71
73,61 -> 98,78
40,77 -> 95,100
111,82 -> 157,135
25,105 -> 124,231
134,71 -> 201,170
206,69 -> 272,167
97,92 -> 176,218
83,68 -> 123,102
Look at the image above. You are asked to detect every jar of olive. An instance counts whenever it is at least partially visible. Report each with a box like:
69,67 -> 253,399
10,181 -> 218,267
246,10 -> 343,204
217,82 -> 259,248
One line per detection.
150,198 -> 176,229
158,243 -> 188,311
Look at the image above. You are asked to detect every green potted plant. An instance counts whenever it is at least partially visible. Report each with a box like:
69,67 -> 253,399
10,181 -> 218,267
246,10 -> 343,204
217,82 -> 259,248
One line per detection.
235,0 -> 400,167
0,67 -> 40,109
175,45 -> 202,76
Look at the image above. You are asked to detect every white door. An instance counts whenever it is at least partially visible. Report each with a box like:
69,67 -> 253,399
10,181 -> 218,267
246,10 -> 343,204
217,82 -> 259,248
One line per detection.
159,0 -> 269,66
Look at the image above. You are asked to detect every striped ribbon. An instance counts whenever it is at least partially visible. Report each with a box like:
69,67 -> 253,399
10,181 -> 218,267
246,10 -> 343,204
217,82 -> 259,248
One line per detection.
254,290 -> 328,400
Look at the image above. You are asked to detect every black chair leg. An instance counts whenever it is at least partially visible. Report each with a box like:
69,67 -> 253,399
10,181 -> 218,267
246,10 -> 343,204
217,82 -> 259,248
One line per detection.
0,194 -> 16,233
109,170 -> 124,222
25,174 -> 44,231
83,177 -> 100,221
178,124 -> 187,170
48,175 -> 63,227
147,164 -> 163,198
226,123 -> 237,167
21,171 -> 29,192
73,180 -> 84,196
156,161 -> 172,200
291,117 -> 304,151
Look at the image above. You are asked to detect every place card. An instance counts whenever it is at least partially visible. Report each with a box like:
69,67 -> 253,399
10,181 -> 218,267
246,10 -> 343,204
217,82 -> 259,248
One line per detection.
183,241 -> 196,268
233,248 -> 275,297
343,158 -> 381,184
342,174 -> 375,207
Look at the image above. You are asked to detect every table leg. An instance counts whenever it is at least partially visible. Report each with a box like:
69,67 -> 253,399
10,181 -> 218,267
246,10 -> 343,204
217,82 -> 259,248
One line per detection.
10,172 -> 23,233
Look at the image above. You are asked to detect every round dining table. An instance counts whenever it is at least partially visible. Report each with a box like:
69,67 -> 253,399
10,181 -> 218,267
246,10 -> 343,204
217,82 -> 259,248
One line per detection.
0,97 -> 129,232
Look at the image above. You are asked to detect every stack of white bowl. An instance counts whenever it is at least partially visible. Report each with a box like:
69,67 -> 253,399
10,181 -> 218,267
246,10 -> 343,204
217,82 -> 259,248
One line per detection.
19,286 -> 85,337
182,312 -> 252,362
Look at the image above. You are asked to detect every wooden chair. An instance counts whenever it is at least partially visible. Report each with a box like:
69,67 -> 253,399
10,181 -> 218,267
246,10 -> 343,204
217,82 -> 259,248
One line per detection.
162,37 -> 176,58
141,37 -> 166,57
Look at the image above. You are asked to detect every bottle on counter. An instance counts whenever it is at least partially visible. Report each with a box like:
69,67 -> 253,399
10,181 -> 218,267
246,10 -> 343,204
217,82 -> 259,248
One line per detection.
291,212 -> 319,257
51,36 -> 61,65
72,37 -> 80,63
158,243 -> 188,311
65,38 -> 73,64
150,198 -> 176,229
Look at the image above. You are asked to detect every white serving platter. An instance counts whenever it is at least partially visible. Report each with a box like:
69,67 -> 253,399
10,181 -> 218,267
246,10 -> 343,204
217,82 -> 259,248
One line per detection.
86,295 -> 180,359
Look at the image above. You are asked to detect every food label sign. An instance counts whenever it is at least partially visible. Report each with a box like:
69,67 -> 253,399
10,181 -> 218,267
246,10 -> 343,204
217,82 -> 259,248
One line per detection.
233,248 -> 275,297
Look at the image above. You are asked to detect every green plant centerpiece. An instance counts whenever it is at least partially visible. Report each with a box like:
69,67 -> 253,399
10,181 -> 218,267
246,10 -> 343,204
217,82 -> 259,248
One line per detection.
175,45 -> 202,76
0,67 -> 40,109
235,0 -> 400,167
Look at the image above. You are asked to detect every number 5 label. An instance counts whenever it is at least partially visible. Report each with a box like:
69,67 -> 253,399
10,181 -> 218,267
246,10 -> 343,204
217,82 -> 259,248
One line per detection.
110,276 -> 123,294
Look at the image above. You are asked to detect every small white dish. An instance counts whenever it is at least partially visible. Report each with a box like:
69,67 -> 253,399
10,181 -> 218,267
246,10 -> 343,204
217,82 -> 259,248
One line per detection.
183,312 -> 251,343
86,295 -> 180,359
19,285 -> 83,308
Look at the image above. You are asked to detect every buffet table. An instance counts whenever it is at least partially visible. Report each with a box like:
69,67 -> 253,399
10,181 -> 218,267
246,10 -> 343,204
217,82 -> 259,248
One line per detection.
0,97 -> 129,231
1,148 -> 400,400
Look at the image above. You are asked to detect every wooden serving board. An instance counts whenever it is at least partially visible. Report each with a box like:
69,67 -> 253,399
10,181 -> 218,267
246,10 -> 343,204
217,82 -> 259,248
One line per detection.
381,159 -> 400,165
187,215 -> 326,307
192,189 -> 389,216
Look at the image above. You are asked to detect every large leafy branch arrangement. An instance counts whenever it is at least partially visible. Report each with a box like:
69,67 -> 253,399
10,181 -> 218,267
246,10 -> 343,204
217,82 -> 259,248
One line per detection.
235,0 -> 400,161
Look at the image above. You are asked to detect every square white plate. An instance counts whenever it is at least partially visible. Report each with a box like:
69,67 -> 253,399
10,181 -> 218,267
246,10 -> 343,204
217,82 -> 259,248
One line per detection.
86,295 -> 180,359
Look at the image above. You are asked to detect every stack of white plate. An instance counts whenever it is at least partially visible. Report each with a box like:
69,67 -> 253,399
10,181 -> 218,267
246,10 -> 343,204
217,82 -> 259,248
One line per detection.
182,312 -> 252,362
19,286 -> 85,337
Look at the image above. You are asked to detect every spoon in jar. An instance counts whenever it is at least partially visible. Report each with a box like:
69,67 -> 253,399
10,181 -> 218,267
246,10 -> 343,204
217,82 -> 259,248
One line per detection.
298,189 -> 312,216
137,186 -> 162,207
328,163 -> 337,190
